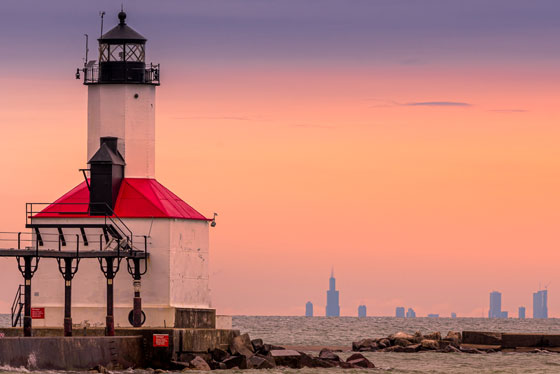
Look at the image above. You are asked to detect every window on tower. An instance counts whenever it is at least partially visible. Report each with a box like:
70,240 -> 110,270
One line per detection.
109,45 -> 124,61
99,43 -> 109,62
125,44 -> 145,62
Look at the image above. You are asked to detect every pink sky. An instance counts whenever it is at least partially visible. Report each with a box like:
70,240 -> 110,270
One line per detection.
0,1 -> 559,317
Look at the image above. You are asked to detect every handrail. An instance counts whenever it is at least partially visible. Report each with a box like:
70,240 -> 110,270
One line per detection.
26,202 -> 133,248
82,62 -> 160,85
11,285 -> 24,327
22,202 -> 144,257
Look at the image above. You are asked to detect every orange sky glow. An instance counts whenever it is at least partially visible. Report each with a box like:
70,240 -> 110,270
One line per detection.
0,1 -> 559,318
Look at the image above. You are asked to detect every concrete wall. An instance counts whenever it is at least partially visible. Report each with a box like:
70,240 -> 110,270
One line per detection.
169,219 -> 210,308
0,336 -> 144,370
30,216 -> 210,328
88,84 -> 156,178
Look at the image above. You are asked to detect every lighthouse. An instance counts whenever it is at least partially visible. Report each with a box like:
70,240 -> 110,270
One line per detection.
24,11 -> 215,330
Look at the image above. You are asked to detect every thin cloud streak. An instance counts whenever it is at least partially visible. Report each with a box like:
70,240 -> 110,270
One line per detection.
403,101 -> 471,107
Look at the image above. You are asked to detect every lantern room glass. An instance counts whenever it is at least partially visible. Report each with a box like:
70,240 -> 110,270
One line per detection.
99,43 -> 145,62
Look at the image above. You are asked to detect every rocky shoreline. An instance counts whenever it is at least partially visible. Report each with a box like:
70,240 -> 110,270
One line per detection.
87,330 -> 560,372
352,331 -> 479,354
171,333 -> 376,370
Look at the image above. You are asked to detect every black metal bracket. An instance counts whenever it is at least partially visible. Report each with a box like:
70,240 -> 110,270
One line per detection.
16,256 -> 39,277
34,227 -> 43,247
80,227 -> 88,246
57,257 -> 80,280
99,256 -> 122,278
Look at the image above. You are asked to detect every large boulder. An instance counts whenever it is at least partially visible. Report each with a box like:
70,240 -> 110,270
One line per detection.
444,331 -> 462,346
390,332 -> 415,342
346,353 -> 375,368
402,344 -> 421,353
210,348 -> 229,362
352,338 -> 377,352
420,339 -> 439,350
423,332 -> 442,341
251,339 -> 265,353
299,352 -> 336,368
190,356 -> 211,371
383,345 -> 406,352
318,348 -> 341,361
247,354 -> 275,369
443,345 -> 461,353
377,338 -> 391,349
222,355 -> 247,369
394,338 -> 412,347
270,350 -> 302,368
229,333 -> 254,358
412,332 -> 424,343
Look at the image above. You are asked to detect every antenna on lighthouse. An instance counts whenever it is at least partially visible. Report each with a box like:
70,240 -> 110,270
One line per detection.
83,34 -> 89,67
99,11 -> 106,38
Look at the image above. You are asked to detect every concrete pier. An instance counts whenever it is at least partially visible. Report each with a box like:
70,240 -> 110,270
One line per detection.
0,327 -> 239,369
0,336 -> 143,370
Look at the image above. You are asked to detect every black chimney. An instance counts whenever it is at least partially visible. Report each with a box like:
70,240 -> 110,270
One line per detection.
88,137 -> 125,215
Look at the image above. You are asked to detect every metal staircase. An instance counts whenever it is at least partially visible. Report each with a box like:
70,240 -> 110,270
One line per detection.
11,284 -> 24,327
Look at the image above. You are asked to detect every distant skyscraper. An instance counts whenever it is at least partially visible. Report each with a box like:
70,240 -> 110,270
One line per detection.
305,301 -> 313,317
518,306 -> 526,319
395,307 -> 405,318
533,289 -> 548,319
406,308 -> 416,318
325,269 -> 340,317
451,312 -> 457,319
358,305 -> 367,317
427,314 -> 439,318
489,291 -> 505,318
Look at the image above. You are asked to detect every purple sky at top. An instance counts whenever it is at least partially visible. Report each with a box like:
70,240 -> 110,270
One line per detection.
1,0 -> 559,72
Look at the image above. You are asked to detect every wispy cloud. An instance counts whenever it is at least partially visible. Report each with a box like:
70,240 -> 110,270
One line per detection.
403,101 -> 471,107
172,116 -> 253,121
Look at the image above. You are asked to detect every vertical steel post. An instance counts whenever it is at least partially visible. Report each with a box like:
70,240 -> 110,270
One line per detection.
132,258 -> 142,327
23,257 -> 32,337
105,257 -> 115,336
63,258 -> 73,337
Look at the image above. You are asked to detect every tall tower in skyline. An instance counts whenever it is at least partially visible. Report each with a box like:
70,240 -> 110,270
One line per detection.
305,301 -> 313,317
358,305 -> 367,317
325,269 -> 340,317
489,291 -> 507,318
533,289 -> 548,319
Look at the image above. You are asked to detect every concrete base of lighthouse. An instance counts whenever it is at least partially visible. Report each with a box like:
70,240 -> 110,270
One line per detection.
0,327 -> 240,369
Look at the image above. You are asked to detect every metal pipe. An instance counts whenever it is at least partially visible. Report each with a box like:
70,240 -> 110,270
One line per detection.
132,258 -> 142,327
63,258 -> 73,337
104,258 -> 115,336
23,257 -> 32,337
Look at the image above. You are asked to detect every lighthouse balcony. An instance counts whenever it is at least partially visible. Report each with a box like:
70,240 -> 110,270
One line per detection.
81,62 -> 160,85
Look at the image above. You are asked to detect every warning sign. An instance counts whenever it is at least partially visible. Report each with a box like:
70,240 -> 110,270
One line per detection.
31,308 -> 45,319
153,333 -> 169,347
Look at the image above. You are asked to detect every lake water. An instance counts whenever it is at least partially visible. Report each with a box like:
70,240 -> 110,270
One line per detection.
3,315 -> 560,373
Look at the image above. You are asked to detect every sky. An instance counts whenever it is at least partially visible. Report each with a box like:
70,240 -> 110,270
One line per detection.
0,0 -> 559,317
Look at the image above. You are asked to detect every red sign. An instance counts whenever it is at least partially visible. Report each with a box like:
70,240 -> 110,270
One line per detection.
31,308 -> 45,319
153,334 -> 169,347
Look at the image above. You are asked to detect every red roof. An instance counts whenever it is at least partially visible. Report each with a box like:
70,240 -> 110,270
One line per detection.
36,178 -> 210,220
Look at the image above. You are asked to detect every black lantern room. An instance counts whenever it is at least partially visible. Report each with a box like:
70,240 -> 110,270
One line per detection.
93,11 -> 159,84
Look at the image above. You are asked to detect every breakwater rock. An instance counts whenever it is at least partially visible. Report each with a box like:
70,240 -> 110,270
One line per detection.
176,334 -> 375,370
352,331 -> 488,353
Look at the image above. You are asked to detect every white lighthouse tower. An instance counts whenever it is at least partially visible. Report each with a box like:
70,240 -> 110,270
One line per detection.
28,11 -> 215,330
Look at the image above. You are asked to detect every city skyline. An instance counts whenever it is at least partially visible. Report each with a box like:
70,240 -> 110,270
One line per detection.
1,1 -> 560,317
326,269 -> 340,317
